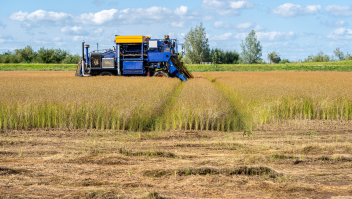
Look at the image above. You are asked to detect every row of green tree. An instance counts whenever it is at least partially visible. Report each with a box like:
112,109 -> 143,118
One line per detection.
267,48 -> 352,64
183,23 -> 352,64
0,46 -> 80,64
183,23 -> 265,64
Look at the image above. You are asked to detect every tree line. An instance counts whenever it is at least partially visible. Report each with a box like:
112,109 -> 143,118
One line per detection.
183,23 -> 352,64
0,45 -> 80,64
183,23 -> 265,64
3,24 -> 352,65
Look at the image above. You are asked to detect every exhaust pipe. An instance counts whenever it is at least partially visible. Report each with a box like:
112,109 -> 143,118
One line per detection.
117,44 -> 121,76
81,41 -> 90,76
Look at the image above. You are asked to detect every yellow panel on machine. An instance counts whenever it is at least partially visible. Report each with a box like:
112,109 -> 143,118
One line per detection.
115,35 -> 147,43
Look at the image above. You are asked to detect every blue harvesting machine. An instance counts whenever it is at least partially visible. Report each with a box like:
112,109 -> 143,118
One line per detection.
75,35 -> 193,81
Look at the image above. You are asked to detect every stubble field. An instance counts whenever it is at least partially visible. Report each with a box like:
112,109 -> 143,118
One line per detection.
1,71 -> 352,198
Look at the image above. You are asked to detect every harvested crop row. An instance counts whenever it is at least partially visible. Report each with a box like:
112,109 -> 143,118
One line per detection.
0,71 -> 180,130
207,72 -> 352,128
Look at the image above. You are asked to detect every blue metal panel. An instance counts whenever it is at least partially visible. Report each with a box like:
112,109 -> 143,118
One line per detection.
123,61 -> 144,74
148,52 -> 171,62
167,60 -> 187,81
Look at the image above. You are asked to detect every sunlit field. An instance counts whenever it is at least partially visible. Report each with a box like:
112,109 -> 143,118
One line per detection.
0,71 -> 180,131
1,71 -> 352,131
1,71 -> 352,198
206,72 -> 352,129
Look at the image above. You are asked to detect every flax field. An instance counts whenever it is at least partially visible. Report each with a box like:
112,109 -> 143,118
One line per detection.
0,71 -> 352,131
2,71 -> 352,198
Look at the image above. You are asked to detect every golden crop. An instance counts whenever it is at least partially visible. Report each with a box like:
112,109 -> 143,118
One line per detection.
1,71 -> 351,131
207,72 -> 352,128
0,71 -> 179,130
160,73 -> 233,131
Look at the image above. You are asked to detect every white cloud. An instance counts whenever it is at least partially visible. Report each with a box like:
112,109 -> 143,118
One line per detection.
234,33 -> 249,40
325,5 -> 352,17
236,22 -> 253,30
254,25 -> 265,31
327,28 -> 352,40
0,35 -> 13,43
20,22 -> 40,30
208,33 -> 233,41
213,21 -> 230,28
34,40 -> 50,45
213,21 -> 265,32
9,10 -> 72,22
329,41 -> 347,49
78,9 -> 118,25
335,20 -> 348,26
77,6 -> 192,25
33,38 -> 66,46
203,15 -> 214,21
201,0 -> 227,9
93,28 -> 104,36
171,21 -> 185,28
73,36 -> 85,41
60,26 -> 89,35
262,42 -> 290,48
9,6 -> 194,28
202,0 -> 253,9
229,1 -> 254,9
321,19 -> 348,27
201,0 -> 254,16
298,31 -> 315,37
234,31 -> 296,41
53,37 -> 62,42
257,31 -> 296,41
270,3 -> 321,17
174,6 -> 188,16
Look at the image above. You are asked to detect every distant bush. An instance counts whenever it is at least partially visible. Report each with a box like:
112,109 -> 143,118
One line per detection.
345,53 -> 352,61
268,50 -> 281,64
279,59 -> 290,64
304,51 -> 331,62
0,45 -> 80,64
211,48 -> 239,64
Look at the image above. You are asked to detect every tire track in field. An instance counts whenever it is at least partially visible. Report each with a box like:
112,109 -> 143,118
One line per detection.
143,81 -> 185,131
204,73 -> 249,131
157,73 -> 236,131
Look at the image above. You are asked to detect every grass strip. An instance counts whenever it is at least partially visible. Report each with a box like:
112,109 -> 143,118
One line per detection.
2,61 -> 352,72
0,63 -> 76,71
187,61 -> 352,72
204,73 -> 252,131
149,82 -> 185,131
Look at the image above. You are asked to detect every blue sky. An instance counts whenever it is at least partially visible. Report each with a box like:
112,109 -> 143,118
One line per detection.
1,0 -> 352,61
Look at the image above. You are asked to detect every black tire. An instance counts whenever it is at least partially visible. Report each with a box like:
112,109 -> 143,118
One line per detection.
153,71 -> 169,78
99,71 -> 114,76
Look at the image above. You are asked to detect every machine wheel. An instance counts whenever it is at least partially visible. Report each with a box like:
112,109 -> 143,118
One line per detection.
153,71 -> 169,78
99,71 -> 114,76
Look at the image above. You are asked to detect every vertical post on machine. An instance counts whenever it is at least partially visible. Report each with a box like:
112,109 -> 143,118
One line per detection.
117,43 -> 121,76
142,42 -> 145,76
85,46 -> 89,65
81,41 -> 85,76
141,42 -> 144,60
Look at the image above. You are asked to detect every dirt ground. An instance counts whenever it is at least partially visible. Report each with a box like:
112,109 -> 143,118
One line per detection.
1,121 -> 352,198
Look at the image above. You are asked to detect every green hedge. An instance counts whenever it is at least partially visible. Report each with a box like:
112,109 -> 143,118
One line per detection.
1,61 -> 352,72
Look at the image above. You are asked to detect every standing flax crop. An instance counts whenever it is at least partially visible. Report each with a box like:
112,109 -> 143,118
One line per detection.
207,71 -> 352,129
0,71 -> 179,131
162,73 -> 233,131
